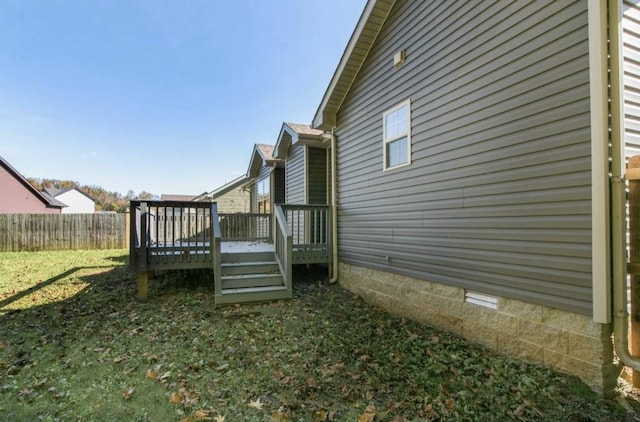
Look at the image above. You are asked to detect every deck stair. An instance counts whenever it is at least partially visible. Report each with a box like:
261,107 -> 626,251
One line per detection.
216,250 -> 292,305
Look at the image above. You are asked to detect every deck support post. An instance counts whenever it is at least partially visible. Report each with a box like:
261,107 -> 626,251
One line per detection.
137,271 -> 149,301
628,156 -> 640,387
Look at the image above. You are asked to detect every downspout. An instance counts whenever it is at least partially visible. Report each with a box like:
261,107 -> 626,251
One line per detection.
323,130 -> 339,282
609,0 -> 640,372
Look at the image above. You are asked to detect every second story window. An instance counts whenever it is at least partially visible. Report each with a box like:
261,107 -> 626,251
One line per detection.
383,99 -> 411,170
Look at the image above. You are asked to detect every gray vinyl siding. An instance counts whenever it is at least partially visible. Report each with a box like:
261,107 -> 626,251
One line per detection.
335,0 -> 593,314
285,145 -> 305,242
286,144 -> 305,204
623,0 -> 640,158
308,147 -> 327,205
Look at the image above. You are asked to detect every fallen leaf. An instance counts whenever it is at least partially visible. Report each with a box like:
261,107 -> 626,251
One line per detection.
113,356 -> 126,364
170,391 -> 184,404
214,415 -> 225,422
313,409 -> 327,421
122,387 -> 134,400
273,408 -> 293,421
357,404 -> 376,422
183,390 -> 199,408
146,369 -> 158,379
248,398 -> 263,410
216,363 -> 229,371
193,409 -> 212,420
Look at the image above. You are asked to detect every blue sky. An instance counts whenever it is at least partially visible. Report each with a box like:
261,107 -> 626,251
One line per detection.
0,0 -> 365,196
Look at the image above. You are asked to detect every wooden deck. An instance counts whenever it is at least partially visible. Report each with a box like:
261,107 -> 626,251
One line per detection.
129,200 -> 331,305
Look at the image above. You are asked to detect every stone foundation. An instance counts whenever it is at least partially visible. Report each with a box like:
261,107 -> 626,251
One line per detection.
339,263 -> 618,394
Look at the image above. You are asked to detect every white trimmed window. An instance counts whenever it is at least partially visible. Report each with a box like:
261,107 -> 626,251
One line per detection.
383,99 -> 411,170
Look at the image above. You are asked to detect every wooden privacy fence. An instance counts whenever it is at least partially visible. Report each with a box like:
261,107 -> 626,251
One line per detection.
0,213 -> 127,252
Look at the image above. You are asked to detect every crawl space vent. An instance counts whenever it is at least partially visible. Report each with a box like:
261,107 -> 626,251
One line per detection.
464,290 -> 498,310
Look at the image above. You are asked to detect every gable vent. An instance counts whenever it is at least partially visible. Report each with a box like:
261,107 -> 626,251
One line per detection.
464,290 -> 498,310
393,49 -> 406,68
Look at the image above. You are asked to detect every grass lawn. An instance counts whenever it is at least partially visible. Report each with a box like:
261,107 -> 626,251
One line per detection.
0,249 -> 633,421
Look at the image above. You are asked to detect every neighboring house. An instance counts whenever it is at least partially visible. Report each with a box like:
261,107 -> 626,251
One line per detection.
0,155 -> 65,214
310,0 -> 639,393
193,175 -> 250,213
160,194 -> 196,202
272,123 -> 330,248
44,187 -> 95,214
157,194 -> 199,231
245,144 -> 284,214
273,122 -> 328,206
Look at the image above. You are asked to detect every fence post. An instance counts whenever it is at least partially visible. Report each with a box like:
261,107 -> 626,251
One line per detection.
628,156 -> 640,387
124,212 -> 130,250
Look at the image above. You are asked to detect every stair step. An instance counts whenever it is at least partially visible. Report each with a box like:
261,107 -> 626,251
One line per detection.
221,285 -> 288,295
221,261 -> 279,276
221,251 -> 275,264
221,273 -> 283,289
216,285 -> 291,305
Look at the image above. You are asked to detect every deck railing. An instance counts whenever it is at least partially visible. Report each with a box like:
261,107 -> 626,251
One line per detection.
218,213 -> 272,241
274,205 -> 292,293
130,200 -> 214,271
281,204 -> 331,264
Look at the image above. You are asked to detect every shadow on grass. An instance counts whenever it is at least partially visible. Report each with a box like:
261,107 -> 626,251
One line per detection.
108,254 -> 129,264
0,266 -> 114,311
0,253 -> 219,419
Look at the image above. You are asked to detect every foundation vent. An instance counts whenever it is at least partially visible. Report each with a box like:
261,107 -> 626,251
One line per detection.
464,290 -> 498,310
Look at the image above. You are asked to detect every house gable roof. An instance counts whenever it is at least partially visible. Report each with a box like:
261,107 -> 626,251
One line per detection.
210,175 -> 249,198
273,122 -> 324,159
247,144 -> 281,178
160,194 -> 197,202
0,155 -> 65,209
194,175 -> 249,201
312,0 -> 395,130
44,187 -> 95,203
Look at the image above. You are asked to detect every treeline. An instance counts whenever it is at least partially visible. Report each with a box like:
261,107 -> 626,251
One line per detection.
27,178 -> 156,213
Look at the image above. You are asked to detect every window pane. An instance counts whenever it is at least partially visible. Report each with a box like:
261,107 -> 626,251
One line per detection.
388,141 -> 398,167
384,105 -> 408,140
387,137 -> 408,168
257,177 -> 270,197
398,136 -> 407,161
385,112 -> 397,138
395,105 -> 407,133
